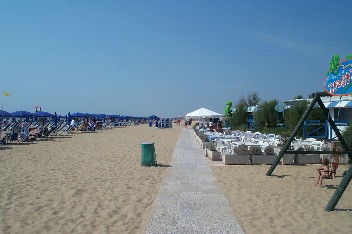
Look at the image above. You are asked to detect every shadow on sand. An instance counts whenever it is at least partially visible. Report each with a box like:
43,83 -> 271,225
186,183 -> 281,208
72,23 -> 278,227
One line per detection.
0,146 -> 13,150
272,174 -> 291,179
325,184 -> 338,190
155,164 -> 172,168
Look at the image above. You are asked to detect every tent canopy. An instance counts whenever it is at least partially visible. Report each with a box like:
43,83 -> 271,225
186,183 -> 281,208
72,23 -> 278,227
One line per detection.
186,108 -> 222,118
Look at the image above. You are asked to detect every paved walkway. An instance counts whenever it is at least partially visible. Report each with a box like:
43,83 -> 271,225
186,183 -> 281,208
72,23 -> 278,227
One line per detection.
145,128 -> 243,234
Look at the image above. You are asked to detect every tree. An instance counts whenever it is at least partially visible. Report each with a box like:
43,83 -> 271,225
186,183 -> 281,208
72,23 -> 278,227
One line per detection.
308,106 -> 326,122
294,95 -> 303,99
342,122 -> 352,164
230,97 -> 247,129
284,100 -> 308,136
342,122 -> 352,149
284,99 -> 327,137
253,100 -> 278,130
308,91 -> 327,99
247,91 -> 260,106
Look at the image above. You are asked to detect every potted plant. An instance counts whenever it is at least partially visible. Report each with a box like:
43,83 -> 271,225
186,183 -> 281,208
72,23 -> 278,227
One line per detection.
199,132 -> 210,149
277,134 -> 295,165
205,141 -> 222,161
223,144 -> 250,165
295,145 -> 320,164
251,145 -> 279,165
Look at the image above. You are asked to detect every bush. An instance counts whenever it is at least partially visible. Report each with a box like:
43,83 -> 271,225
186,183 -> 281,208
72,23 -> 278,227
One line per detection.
264,145 -> 275,155
234,144 -> 250,155
253,100 -> 277,130
342,123 -> 352,164
198,132 -> 209,142
206,141 -> 217,151
342,122 -> 352,149
276,131 -> 292,149
296,146 -> 305,152
251,146 -> 263,155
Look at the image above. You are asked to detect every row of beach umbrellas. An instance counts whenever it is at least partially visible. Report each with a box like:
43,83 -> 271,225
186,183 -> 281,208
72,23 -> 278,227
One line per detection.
0,110 -> 105,118
0,110 -> 156,119
0,110 -> 54,117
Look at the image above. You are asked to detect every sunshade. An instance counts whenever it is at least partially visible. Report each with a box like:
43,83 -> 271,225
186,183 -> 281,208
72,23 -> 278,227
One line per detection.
11,110 -> 33,117
186,108 -> 222,118
0,110 -> 12,117
34,111 -> 53,117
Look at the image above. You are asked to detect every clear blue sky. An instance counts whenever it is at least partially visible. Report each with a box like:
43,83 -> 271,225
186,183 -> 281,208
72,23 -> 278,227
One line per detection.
1,0 -> 351,117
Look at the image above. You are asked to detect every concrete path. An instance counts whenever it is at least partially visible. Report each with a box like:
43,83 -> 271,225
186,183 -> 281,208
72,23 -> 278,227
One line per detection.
145,128 -> 244,234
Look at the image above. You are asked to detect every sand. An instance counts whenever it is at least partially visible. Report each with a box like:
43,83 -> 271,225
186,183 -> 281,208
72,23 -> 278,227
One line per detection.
211,164 -> 352,234
0,124 -> 182,234
1,124 -> 352,234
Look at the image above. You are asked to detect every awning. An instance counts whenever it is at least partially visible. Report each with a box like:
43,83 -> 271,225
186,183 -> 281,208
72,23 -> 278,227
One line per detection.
186,108 -> 222,118
325,101 -> 352,108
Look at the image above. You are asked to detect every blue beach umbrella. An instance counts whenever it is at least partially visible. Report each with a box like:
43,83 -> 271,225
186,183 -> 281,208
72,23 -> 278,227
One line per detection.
34,111 -> 53,117
148,115 -> 159,120
66,112 -> 71,124
53,112 -> 58,126
11,110 -> 33,117
0,110 -> 12,117
93,114 -> 106,119
71,112 -> 86,117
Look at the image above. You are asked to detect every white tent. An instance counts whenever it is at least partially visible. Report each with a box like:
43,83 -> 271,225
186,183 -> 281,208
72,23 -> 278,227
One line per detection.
185,108 -> 223,118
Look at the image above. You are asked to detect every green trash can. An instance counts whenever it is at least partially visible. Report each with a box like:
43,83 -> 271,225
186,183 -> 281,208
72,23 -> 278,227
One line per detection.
140,142 -> 156,166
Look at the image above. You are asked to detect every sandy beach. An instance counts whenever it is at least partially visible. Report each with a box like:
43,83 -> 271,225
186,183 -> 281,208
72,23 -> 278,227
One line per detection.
1,124 -> 352,233
0,124 -> 182,233
212,164 -> 352,234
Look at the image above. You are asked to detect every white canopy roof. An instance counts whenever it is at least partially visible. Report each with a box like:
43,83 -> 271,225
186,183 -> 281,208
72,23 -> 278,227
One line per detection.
185,108 -> 223,118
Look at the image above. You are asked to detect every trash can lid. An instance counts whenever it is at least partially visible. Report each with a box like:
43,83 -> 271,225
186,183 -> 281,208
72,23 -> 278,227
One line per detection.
141,142 -> 154,145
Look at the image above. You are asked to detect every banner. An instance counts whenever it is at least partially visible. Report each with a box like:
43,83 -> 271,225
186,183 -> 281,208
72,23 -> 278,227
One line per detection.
324,55 -> 352,96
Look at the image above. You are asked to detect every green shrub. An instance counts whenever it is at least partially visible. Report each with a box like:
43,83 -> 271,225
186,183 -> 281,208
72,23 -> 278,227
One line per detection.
207,141 -> 217,151
342,123 -> 352,149
342,123 -> 352,164
198,132 -> 209,142
251,146 -> 263,155
264,145 -> 275,155
234,144 -> 250,155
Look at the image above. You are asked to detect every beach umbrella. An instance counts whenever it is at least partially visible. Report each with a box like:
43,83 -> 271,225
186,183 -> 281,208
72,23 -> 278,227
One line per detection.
148,115 -> 159,120
71,112 -> 86,117
66,112 -> 71,124
53,112 -> 58,126
11,110 -> 33,117
34,111 -> 53,117
95,114 -> 106,119
0,110 -> 12,117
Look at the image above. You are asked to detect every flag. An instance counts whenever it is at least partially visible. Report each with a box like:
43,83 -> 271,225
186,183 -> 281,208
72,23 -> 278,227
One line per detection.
3,91 -> 10,96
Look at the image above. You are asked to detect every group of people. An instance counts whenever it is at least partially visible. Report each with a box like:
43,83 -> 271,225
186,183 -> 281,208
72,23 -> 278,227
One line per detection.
315,142 -> 342,186
70,118 -> 97,131
184,118 -> 192,128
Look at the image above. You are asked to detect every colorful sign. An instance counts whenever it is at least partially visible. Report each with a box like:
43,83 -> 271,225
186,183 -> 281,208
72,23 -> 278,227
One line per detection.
324,54 -> 352,96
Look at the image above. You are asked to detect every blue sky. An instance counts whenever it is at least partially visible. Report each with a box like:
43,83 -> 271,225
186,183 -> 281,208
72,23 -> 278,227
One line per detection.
0,0 -> 351,117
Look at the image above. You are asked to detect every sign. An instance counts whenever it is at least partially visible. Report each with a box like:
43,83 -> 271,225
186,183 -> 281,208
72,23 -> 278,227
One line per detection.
324,55 -> 352,96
